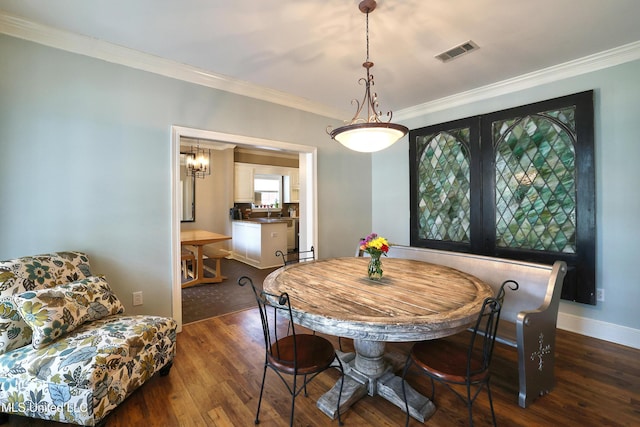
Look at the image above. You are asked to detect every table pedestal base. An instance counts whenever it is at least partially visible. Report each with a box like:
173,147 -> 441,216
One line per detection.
316,339 -> 436,423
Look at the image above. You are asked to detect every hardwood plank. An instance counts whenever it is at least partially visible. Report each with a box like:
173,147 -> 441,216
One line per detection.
3,308 -> 638,426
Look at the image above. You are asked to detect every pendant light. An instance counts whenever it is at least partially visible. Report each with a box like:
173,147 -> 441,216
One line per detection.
186,143 -> 211,179
327,0 -> 408,153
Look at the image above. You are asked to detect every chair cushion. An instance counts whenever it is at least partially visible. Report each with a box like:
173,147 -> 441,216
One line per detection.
12,276 -> 124,349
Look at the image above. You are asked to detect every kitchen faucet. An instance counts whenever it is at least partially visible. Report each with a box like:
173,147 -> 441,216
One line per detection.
267,205 -> 271,218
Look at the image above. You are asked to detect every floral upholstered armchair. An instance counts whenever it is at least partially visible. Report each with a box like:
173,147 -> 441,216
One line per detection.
0,251 -> 177,426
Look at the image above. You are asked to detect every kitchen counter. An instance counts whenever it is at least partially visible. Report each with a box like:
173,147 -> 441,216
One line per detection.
231,219 -> 288,268
235,217 -> 296,225
235,218 -> 286,223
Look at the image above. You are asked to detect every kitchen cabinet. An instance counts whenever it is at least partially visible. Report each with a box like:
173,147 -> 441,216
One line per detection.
234,163 -> 254,203
283,169 -> 300,203
290,169 -> 299,187
231,220 -> 287,268
236,162 -> 299,204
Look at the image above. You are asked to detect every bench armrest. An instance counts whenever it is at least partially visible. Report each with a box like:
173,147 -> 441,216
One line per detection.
533,260 -> 567,315
514,260 -> 567,407
516,261 -> 567,329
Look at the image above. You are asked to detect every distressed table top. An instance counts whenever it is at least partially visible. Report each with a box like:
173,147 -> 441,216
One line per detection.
263,257 -> 494,342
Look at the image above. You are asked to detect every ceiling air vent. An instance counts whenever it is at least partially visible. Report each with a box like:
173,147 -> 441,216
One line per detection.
435,40 -> 479,63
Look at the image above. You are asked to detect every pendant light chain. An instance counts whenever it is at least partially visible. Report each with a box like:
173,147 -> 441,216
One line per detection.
326,0 -> 408,152
365,10 -> 370,63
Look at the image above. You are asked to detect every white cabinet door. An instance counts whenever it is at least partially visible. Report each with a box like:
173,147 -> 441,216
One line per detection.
284,168 -> 300,203
283,174 -> 291,203
232,221 -> 261,266
232,221 -> 248,259
234,163 -> 254,203
246,225 -> 261,264
290,169 -> 299,187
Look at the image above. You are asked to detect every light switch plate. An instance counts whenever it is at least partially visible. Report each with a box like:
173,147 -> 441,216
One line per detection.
133,291 -> 143,306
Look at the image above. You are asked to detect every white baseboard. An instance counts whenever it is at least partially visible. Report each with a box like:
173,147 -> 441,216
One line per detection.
557,312 -> 640,350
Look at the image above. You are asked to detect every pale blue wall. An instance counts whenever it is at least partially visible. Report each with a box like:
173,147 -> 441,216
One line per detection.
373,59 -> 640,337
0,35 -> 373,316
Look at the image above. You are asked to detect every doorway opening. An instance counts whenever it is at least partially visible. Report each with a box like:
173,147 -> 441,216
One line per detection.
171,126 -> 318,329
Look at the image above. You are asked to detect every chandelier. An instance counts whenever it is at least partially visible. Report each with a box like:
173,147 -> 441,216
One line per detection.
186,144 -> 211,179
327,0 -> 408,153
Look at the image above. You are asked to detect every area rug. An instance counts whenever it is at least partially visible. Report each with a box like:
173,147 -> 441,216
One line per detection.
181,257 -> 279,324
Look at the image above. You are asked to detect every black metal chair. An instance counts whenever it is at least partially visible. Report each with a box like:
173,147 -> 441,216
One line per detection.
496,279 -> 519,304
275,247 -> 347,352
275,246 -> 315,265
401,296 -> 503,426
238,276 -> 345,426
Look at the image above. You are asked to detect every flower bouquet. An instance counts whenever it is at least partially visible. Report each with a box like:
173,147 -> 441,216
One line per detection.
359,233 -> 390,280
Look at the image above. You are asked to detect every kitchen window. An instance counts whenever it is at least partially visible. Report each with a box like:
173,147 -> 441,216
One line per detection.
253,174 -> 282,206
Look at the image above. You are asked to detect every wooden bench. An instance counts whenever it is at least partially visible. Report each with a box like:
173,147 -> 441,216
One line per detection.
202,247 -> 231,283
370,245 -> 567,408
181,247 -> 196,279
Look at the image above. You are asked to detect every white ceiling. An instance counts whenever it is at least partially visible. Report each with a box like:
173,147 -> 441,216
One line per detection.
2,0 -> 640,119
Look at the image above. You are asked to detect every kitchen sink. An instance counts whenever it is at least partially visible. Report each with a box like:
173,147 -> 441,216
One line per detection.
249,217 -> 292,225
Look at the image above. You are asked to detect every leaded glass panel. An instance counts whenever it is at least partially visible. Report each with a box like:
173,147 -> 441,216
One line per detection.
410,91 -> 594,305
493,108 -> 577,253
415,129 -> 471,242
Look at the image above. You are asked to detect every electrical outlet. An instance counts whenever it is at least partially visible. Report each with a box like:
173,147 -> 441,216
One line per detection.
132,291 -> 143,306
596,289 -> 605,302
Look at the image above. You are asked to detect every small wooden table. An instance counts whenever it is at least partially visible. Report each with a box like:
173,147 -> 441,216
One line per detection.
263,257 -> 493,422
180,230 -> 231,288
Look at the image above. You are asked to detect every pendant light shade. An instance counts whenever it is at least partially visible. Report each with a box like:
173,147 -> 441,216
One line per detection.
327,0 -> 408,153
330,122 -> 408,153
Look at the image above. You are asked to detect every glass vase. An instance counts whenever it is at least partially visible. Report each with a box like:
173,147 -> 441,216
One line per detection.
367,252 -> 383,280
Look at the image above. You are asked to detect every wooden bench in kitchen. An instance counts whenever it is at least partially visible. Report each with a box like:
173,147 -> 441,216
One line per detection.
364,244 -> 567,408
203,247 -> 231,282
181,247 -> 196,279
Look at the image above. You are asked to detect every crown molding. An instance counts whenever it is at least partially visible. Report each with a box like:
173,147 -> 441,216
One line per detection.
396,40 -> 640,121
3,11 -> 639,123
0,11 -> 346,120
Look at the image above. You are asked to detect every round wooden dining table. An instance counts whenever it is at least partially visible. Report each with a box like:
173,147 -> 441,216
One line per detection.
263,256 -> 494,423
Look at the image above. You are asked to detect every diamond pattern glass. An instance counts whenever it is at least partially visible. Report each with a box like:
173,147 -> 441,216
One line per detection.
416,129 -> 471,242
493,108 -> 577,253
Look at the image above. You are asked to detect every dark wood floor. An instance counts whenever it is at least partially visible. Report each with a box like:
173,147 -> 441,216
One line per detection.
4,308 -> 639,426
